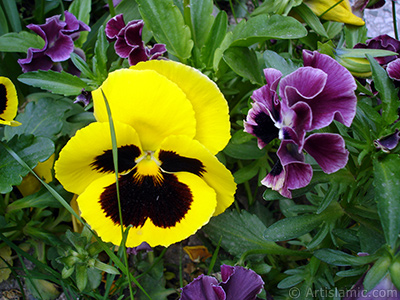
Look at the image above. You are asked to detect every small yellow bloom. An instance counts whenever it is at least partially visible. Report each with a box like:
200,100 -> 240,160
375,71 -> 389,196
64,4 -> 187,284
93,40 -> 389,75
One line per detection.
0,77 -> 21,127
304,0 -> 365,26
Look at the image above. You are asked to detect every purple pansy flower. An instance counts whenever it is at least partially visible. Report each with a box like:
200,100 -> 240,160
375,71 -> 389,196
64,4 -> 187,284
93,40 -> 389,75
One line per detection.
18,11 -> 90,73
374,129 -> 400,152
354,35 -> 400,66
126,241 -> 152,255
245,50 -> 356,198
105,14 -> 166,66
343,274 -> 400,300
180,265 -> 264,300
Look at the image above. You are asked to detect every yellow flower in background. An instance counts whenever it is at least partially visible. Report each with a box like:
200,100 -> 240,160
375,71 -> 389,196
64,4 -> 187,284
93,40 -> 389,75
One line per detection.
55,60 -> 236,247
304,0 -> 365,26
0,77 -> 21,127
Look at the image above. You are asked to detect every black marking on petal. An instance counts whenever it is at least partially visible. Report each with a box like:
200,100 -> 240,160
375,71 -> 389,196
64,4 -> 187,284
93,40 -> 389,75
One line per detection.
99,170 -> 193,228
0,84 -> 7,115
269,160 -> 283,177
91,144 -> 141,173
159,150 -> 206,176
253,111 -> 279,146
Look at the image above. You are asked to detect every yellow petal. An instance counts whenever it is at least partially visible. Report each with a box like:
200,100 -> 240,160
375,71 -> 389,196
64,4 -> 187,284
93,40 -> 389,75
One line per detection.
304,0 -> 365,26
77,172 -> 217,247
0,76 -> 21,127
55,121 -> 142,195
131,60 -> 231,154
158,135 -> 236,216
91,69 -> 196,151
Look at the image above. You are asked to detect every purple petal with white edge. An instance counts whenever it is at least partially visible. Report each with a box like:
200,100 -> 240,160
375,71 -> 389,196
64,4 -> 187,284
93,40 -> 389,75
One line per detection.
105,14 -> 126,40
124,20 -> 144,47
180,274 -> 224,300
244,102 -> 279,149
354,34 -> 400,65
374,129 -> 400,152
219,265 -> 264,300
303,133 -> 349,174
45,32 -> 74,62
128,46 -> 148,66
387,58 -> 400,81
263,68 -> 282,92
63,11 -> 90,35
114,33 -> 133,58
147,43 -> 167,60
302,50 -> 357,129
251,83 -> 281,121
18,49 -> 54,72
280,67 -> 327,106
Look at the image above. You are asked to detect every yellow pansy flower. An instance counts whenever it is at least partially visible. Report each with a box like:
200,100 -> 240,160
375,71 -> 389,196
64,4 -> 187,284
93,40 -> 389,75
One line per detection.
0,77 -> 21,127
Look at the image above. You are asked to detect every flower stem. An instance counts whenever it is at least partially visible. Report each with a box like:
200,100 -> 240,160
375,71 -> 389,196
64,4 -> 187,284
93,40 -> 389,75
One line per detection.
108,0 -> 116,17
393,0 -> 399,40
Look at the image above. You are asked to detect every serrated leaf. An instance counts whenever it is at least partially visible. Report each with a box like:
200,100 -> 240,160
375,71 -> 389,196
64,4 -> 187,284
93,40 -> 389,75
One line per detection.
373,154 -> 400,249
366,54 -> 399,125
0,31 -> 44,53
70,52 -> 96,81
223,46 -> 264,85
4,98 -> 78,141
0,135 -> 54,193
203,210 -> 294,257
264,213 -> 326,242
137,0 -> 193,60
18,70 -> 89,96
93,25 -> 109,82
190,0 -> 214,48
201,11 -> 228,68
231,14 -> 307,47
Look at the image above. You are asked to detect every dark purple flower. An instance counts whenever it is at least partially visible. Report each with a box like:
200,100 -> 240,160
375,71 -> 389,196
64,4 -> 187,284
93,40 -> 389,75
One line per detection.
354,35 -> 400,66
245,51 -> 355,197
126,242 -> 152,255
374,129 -> 400,152
105,14 -> 166,66
180,265 -> 264,300
18,11 -> 90,73
343,275 -> 400,300
387,58 -> 400,81
74,89 -> 92,106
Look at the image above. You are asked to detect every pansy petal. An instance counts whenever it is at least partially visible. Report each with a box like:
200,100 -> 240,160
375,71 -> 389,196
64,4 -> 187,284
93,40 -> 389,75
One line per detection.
147,44 -> 167,60
114,35 -> 132,58
55,121 -> 142,195
105,14 -> 126,40
180,274 -> 224,300
280,67 -> 327,105
0,77 -> 20,126
92,69 -> 196,151
128,46 -> 148,66
78,171 -> 217,247
219,265 -> 264,300
124,20 -> 144,47
45,32 -> 74,62
158,135 -> 236,216
303,133 -> 349,174
387,58 -> 400,81
131,60 -> 231,154
302,50 -> 357,129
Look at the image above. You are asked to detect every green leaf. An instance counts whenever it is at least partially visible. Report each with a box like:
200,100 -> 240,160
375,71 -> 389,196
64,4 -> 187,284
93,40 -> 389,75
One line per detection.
201,11 -> 228,68
70,52 -> 96,81
366,54 -> 399,125
137,0 -> 193,60
203,210 -> 302,258
0,5 -> 8,35
264,213 -> 326,242
373,154 -> 400,249
189,0 -> 214,48
0,135 -> 54,193
263,50 -> 300,76
2,0 -> 21,32
68,0 -> 91,47
0,31 -> 45,53
93,25 -> 109,82
278,274 -> 305,289
292,4 -> 328,38
93,261 -> 120,275
389,255 -> 400,290
223,139 -> 266,160
231,14 -> 307,47
344,25 -> 368,48
363,255 -> 391,291
115,0 -> 142,21
18,70 -> 89,96
76,264 -> 88,292
4,97 -> 79,141
233,160 -> 260,184
314,249 -> 377,266
223,46 -> 264,85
